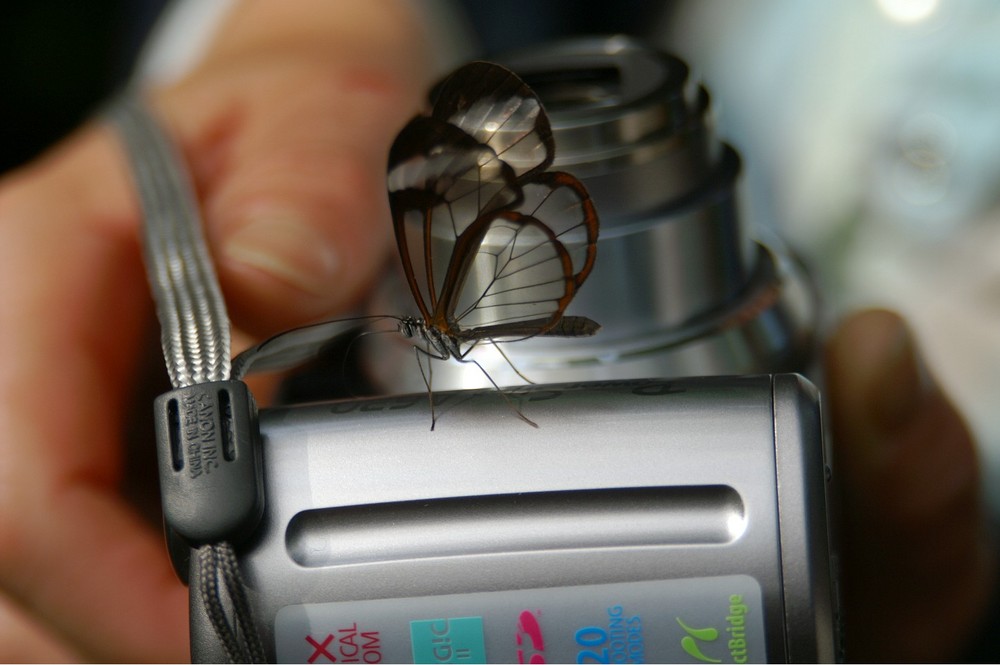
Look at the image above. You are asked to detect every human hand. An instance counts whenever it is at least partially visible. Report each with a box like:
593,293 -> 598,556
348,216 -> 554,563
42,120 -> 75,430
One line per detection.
826,308 -> 996,661
0,1 -> 431,660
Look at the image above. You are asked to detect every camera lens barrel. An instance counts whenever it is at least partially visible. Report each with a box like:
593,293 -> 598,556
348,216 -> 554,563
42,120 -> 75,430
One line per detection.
366,36 -> 817,390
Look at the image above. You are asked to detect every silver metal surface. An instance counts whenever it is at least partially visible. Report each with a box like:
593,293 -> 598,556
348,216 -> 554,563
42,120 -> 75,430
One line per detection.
188,375 -> 834,662
773,374 -> 838,662
362,36 -> 817,393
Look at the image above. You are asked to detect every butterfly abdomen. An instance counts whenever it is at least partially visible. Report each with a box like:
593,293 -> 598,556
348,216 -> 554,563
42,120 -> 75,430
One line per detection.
545,315 -> 601,337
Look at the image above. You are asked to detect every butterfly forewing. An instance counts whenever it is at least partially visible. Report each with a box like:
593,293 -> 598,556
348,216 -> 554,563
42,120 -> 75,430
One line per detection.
430,62 -> 555,179
389,116 -> 520,316
388,118 -> 520,226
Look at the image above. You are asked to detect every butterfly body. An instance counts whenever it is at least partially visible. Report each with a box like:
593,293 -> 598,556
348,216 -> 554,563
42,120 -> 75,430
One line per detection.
397,316 -> 462,361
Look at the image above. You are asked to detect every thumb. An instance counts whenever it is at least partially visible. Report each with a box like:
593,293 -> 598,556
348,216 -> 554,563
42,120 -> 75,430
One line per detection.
156,55 -> 427,337
825,309 -> 996,661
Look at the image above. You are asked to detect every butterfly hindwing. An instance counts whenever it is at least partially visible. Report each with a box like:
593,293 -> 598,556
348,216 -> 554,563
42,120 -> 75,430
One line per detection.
511,171 -> 598,289
444,210 -> 575,336
441,170 -> 599,338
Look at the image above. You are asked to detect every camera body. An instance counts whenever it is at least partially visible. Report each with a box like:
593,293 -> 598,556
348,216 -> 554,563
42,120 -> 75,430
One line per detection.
189,375 -> 835,663
186,37 -> 839,662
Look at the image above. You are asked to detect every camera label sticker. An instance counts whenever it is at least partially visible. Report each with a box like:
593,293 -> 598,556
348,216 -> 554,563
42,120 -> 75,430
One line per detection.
275,575 -> 765,663
409,617 -> 486,663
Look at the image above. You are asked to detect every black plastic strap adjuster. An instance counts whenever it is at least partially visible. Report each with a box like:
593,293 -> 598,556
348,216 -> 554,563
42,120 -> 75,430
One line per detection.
153,380 -> 264,546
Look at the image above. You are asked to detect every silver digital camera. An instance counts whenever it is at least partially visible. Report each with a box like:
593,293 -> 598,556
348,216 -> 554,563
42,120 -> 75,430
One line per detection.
181,37 -> 838,663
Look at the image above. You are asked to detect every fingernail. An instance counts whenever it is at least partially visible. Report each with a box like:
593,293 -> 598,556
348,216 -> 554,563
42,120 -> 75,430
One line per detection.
223,211 -> 338,297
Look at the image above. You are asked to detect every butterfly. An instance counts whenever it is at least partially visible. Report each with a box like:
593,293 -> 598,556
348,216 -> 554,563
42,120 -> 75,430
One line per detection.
233,61 -> 600,427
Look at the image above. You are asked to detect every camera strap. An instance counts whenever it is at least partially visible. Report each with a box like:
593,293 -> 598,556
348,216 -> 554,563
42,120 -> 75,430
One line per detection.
107,94 -> 265,663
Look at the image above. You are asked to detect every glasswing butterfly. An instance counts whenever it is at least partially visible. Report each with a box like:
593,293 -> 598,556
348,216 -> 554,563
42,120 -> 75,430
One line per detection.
233,61 -> 600,427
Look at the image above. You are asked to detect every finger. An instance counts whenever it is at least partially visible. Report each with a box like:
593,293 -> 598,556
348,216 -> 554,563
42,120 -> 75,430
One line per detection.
0,127 -> 189,661
170,64 -> 403,334
154,17 -> 431,336
0,593 -> 80,663
825,309 -> 996,661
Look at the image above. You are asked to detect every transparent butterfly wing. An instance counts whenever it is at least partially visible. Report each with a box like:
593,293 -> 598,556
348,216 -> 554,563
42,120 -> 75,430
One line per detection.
390,61 -> 599,342
388,116 -> 520,318
512,172 -> 598,289
445,211 -> 575,335
445,172 -> 599,337
430,61 -> 555,179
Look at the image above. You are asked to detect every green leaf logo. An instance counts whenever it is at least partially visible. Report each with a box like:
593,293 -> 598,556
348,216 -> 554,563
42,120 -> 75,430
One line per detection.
676,618 -> 721,664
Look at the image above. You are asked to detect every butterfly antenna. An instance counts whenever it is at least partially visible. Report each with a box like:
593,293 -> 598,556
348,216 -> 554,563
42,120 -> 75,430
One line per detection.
341,325 -> 399,397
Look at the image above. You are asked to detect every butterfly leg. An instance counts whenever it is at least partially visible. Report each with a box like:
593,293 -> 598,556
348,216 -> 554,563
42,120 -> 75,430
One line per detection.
489,339 -> 536,385
412,345 -> 440,430
456,344 -> 539,428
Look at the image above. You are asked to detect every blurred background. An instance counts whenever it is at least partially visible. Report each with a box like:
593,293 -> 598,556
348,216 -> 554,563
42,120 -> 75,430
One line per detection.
0,1 -> 163,172
660,0 -> 1000,513
4,0 -> 1000,512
